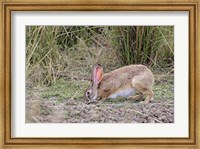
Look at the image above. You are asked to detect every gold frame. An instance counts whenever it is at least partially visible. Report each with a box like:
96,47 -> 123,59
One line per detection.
0,0 -> 199,148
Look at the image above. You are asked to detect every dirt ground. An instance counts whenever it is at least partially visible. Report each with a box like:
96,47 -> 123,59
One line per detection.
26,96 -> 174,123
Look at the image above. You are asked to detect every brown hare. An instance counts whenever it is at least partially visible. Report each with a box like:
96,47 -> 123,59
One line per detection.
85,64 -> 154,104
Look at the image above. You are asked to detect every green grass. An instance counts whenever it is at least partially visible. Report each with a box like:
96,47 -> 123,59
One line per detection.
27,73 -> 173,103
153,74 -> 174,100
112,26 -> 174,68
36,79 -> 90,102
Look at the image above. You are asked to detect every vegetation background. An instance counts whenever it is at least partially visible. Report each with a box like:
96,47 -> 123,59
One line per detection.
26,26 -> 174,123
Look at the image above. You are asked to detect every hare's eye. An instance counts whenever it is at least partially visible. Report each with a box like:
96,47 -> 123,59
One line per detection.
86,91 -> 90,95
86,90 -> 91,97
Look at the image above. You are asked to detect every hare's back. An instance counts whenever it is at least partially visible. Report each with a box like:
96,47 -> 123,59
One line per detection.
100,65 -> 149,90
108,65 -> 149,78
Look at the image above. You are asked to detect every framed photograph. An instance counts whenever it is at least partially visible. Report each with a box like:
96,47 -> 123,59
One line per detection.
0,0 -> 200,148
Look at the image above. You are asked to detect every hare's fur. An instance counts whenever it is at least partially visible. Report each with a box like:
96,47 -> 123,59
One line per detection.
85,64 -> 154,103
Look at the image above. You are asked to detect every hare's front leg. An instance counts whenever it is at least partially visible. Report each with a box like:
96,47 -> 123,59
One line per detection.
128,93 -> 143,100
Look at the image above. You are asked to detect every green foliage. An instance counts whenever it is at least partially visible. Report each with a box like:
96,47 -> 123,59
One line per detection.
113,26 -> 174,69
26,26 -> 174,86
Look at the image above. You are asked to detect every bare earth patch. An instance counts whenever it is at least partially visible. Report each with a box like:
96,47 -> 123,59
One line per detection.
26,97 -> 174,123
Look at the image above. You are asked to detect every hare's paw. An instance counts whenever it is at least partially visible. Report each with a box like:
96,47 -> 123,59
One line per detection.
128,94 -> 143,100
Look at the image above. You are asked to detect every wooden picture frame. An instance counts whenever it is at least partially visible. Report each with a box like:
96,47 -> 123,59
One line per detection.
0,0 -> 199,148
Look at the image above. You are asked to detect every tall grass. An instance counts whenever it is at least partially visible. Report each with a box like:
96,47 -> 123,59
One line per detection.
26,26 -> 174,86
114,26 -> 174,69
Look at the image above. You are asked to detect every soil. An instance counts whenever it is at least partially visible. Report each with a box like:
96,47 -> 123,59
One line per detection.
26,96 -> 174,123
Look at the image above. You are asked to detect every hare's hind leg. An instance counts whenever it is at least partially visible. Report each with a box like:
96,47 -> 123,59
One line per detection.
131,76 -> 154,103
142,90 -> 154,104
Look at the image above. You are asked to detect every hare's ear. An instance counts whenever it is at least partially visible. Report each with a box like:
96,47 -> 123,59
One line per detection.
92,64 -> 103,85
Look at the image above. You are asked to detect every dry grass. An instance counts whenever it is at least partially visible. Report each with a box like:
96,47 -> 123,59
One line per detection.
26,26 -> 174,88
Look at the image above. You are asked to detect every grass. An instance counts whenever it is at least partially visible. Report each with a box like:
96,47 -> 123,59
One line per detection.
113,26 -> 174,67
33,79 -> 90,102
26,73 -> 173,103
26,26 -> 174,87
153,74 -> 174,100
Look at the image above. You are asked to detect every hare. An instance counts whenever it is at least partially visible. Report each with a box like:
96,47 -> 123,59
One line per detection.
85,64 -> 154,104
